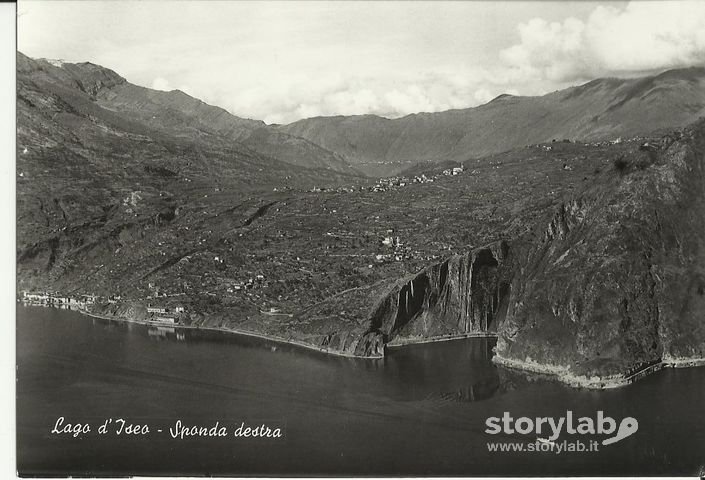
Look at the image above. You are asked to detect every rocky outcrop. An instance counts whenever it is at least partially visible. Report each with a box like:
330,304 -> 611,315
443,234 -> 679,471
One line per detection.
17,53 -> 127,98
495,121 -> 705,380
355,240 -> 512,355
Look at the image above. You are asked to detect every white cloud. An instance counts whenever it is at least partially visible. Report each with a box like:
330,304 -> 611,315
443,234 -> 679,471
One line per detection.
222,72 -> 491,124
151,77 -> 172,91
151,77 -> 194,97
18,1 -> 705,123
224,1 -> 705,123
499,1 -> 705,84
473,88 -> 496,105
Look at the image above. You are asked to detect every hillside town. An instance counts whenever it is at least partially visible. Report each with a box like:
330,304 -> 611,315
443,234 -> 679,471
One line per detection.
312,164 -> 466,195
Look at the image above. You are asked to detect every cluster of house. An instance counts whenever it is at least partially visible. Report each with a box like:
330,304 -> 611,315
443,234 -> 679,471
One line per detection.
20,291 -> 98,309
542,134 -> 668,150
370,165 -> 466,193
375,232 -> 415,263
441,166 -> 465,176
381,235 -> 402,248
370,177 -> 410,192
370,172 -> 436,193
20,291 -> 190,326
311,185 -> 367,194
589,134 -> 679,151
309,165 -> 467,196
146,304 -> 186,325
580,136 -> 639,148
226,274 -> 266,294
528,135 -> 675,155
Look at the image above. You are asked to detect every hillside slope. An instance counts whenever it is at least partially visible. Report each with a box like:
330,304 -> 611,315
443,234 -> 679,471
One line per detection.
18,52 -> 361,175
16,52 -> 367,290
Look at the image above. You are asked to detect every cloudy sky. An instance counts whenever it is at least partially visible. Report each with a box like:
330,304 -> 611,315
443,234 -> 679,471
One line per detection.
18,1 -> 705,124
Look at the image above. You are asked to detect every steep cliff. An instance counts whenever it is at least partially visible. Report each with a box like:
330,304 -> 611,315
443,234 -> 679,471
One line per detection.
494,124 -> 705,382
353,241 -> 511,354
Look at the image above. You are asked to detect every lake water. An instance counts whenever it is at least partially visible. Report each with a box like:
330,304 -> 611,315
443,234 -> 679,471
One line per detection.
16,306 -> 705,476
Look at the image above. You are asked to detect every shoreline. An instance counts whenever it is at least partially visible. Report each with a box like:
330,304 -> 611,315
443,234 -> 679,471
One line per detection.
493,354 -> 705,390
22,303 -> 496,359
21,303 -> 705,389
75,307 -> 381,359
65,306 -> 498,359
663,355 -> 705,369
386,332 -> 497,348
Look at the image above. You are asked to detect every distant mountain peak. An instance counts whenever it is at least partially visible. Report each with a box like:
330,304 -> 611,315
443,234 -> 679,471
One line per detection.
61,61 -> 127,86
489,93 -> 515,102
652,65 -> 705,83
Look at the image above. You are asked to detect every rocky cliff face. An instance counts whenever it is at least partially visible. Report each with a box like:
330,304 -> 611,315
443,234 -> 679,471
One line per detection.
494,125 -> 705,379
355,241 -> 512,355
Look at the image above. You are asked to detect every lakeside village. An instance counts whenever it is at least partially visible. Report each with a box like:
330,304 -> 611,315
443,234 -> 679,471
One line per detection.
19,290 -> 187,326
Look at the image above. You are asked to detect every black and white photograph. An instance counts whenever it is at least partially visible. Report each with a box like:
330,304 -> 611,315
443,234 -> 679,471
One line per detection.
11,0 -> 705,477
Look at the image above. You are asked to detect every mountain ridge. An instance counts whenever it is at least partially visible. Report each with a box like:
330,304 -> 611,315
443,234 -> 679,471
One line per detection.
17,52 -> 363,176
280,66 -> 705,175
21,51 -> 705,177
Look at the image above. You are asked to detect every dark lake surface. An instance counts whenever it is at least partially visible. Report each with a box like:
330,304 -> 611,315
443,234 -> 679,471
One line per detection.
16,306 -> 705,476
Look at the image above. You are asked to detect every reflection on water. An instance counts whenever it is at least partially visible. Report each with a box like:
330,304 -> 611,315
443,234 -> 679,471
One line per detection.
382,337 -> 499,402
439,376 -> 501,403
16,306 -> 705,477
133,322 -> 528,405
147,326 -> 183,340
